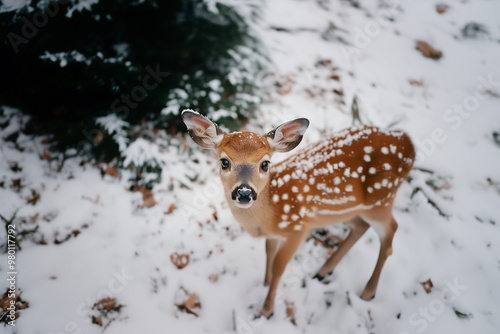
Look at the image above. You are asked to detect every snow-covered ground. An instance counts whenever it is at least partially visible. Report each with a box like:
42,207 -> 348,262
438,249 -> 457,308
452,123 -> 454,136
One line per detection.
1,0 -> 500,333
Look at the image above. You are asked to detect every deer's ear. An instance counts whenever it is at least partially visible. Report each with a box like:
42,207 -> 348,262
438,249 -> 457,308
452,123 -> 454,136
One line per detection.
182,109 -> 226,149
266,118 -> 309,153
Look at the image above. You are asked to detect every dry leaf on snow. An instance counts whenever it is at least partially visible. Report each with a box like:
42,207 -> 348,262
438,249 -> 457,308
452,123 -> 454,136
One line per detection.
177,292 -> 201,317
170,252 -> 190,269
416,41 -> 442,60
421,279 -> 434,294
285,301 -> 297,326
104,165 -> 119,178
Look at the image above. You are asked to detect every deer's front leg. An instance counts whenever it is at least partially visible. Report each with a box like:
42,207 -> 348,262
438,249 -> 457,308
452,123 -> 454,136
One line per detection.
261,232 -> 305,318
264,238 -> 280,286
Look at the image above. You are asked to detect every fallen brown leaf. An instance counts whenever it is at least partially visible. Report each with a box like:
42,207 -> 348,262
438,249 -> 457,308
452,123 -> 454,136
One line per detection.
11,178 -> 22,191
166,203 -> 178,214
177,292 -> 201,317
170,252 -> 190,269
421,279 -> 434,293
1,288 -> 29,324
30,213 -> 39,223
95,298 -> 117,312
92,315 -> 103,326
139,196 -> 157,208
436,4 -> 449,14
333,89 -> 344,96
409,79 -> 424,86
135,187 -> 158,208
285,301 -> 297,326
416,41 -> 442,60
26,189 -> 40,205
104,165 -> 119,178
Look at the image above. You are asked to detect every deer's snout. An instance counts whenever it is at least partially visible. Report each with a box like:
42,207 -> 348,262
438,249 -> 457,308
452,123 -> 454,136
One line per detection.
231,184 -> 257,206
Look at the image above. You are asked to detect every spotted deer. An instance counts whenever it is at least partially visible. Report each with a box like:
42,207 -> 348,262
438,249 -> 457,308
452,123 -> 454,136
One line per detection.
182,109 -> 415,318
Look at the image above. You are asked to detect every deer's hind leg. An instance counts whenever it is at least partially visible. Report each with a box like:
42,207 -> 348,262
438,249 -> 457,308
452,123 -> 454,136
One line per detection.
314,216 -> 370,281
360,208 -> 398,301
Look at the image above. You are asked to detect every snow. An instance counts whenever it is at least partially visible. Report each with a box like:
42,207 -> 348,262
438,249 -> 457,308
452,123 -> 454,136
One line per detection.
2,1 -> 500,334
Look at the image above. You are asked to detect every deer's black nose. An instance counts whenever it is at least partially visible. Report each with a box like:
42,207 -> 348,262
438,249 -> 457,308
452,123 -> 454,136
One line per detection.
231,184 -> 257,202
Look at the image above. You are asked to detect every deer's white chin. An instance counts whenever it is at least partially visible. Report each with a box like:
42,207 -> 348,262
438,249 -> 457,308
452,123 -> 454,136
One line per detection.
234,200 -> 254,209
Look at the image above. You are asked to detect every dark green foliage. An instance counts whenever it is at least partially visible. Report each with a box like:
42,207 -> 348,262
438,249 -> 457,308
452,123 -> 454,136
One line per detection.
0,0 -> 264,159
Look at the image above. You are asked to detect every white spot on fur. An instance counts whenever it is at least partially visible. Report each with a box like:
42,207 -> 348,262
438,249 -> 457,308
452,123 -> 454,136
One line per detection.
364,146 -> 373,153
367,187 -> 373,193
309,177 -> 315,185
334,177 -> 341,185
369,167 -> 376,174
282,193 -> 289,200
273,194 -> 279,203
291,214 -> 299,221
297,194 -> 304,202
283,174 -> 291,182
334,187 -> 341,194
278,221 -> 290,229
344,168 -> 350,177
390,144 -> 397,154
364,154 -> 371,162
361,175 -> 366,182
284,204 -> 290,213
339,161 -> 346,168
374,182 -> 381,189
292,186 -> 299,193
381,147 -> 389,154
345,184 -> 353,192
299,207 -> 307,217
304,185 -> 310,192
383,163 -> 392,170
398,152 -> 403,159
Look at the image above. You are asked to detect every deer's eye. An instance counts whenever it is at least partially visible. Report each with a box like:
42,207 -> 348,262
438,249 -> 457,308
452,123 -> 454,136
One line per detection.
221,159 -> 230,170
261,161 -> 270,172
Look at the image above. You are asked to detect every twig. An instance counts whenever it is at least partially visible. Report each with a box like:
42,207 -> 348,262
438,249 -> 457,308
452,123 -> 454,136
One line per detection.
410,187 -> 449,218
413,167 -> 435,174
351,96 -> 362,125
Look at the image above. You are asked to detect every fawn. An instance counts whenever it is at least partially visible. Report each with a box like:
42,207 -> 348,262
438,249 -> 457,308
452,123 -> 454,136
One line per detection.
182,109 -> 415,318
